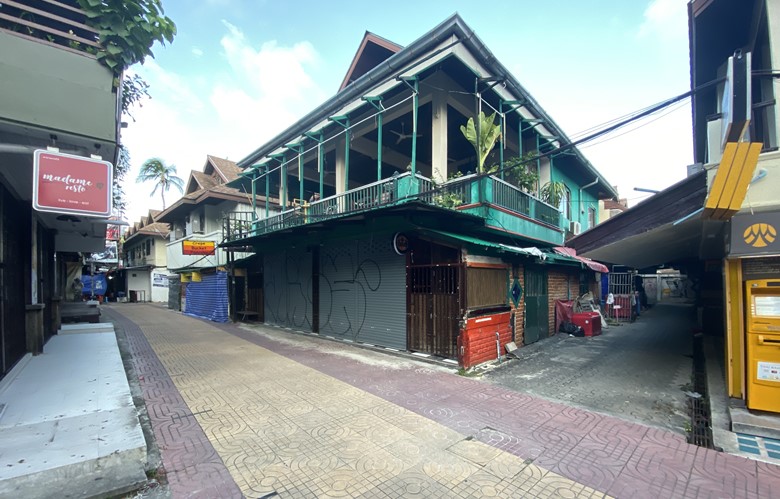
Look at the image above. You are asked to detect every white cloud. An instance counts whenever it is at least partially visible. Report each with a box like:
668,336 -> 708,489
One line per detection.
638,0 -> 688,41
120,22 -> 324,223
192,47 -> 203,57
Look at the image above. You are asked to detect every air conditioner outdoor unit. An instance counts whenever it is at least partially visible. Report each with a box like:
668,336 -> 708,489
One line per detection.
570,221 -> 582,235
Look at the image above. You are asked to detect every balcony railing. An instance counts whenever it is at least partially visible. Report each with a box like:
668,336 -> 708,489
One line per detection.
222,171 -> 562,243
0,1 -> 100,56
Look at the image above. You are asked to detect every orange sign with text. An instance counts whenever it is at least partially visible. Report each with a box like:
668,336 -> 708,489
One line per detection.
182,240 -> 216,255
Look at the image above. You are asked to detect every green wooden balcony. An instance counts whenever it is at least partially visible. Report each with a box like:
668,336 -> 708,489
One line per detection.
223,172 -> 564,245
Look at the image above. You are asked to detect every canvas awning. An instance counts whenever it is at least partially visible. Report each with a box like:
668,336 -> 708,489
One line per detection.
553,247 -> 609,273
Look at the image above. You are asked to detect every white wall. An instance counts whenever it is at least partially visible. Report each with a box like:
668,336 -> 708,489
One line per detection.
127,269 -> 151,302
166,199 -> 256,271
150,268 -> 169,302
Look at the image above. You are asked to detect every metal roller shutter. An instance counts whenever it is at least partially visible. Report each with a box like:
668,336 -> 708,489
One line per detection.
184,271 -> 228,322
319,236 -> 406,349
263,249 -> 313,331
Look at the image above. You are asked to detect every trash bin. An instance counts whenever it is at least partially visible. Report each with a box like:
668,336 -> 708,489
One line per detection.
129,290 -> 137,303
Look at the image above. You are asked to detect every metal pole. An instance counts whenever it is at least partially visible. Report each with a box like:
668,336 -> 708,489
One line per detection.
344,120 -> 350,191
318,141 -> 323,197
299,152 -> 304,202
364,96 -> 384,182
535,134 -> 541,197
304,132 -> 324,198
251,169 -> 257,220
411,78 -> 419,175
285,143 -> 304,203
377,111 -> 383,181
271,153 -> 286,209
499,101 -> 505,179
264,164 -> 270,219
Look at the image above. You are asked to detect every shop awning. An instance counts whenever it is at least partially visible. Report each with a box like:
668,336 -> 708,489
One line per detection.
553,247 -> 610,273
420,229 -> 548,259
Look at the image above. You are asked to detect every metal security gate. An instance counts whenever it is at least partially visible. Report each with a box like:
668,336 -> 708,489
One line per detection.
408,263 -> 463,358
264,249 -> 312,331
319,237 -> 406,349
524,266 -> 548,345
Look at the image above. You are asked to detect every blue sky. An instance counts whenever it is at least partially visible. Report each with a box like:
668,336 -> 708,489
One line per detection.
122,0 -> 692,222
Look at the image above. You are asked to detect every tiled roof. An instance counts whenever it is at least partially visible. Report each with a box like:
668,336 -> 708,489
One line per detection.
192,170 -> 219,190
208,155 -> 241,182
136,222 -> 170,237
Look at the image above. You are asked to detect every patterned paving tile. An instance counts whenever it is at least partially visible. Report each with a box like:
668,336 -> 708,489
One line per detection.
109,305 -> 780,498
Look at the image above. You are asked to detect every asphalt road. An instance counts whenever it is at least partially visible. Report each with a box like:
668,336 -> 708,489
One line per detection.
483,304 -> 695,433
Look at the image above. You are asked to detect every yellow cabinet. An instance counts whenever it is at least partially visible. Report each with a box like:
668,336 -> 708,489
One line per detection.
745,279 -> 780,413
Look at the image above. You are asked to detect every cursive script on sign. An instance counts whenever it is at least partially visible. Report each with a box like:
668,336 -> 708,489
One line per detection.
41,173 -> 93,193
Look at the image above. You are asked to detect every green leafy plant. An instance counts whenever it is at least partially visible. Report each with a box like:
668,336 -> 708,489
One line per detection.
433,192 -> 463,209
121,73 -> 150,121
540,181 -> 567,206
460,111 -> 501,173
113,145 -> 131,216
503,153 -> 540,192
77,0 -> 176,78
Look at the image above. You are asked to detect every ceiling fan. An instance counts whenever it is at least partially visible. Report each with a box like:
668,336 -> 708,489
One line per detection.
389,122 -> 422,144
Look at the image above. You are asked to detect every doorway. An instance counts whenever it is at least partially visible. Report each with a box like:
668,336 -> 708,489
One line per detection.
524,266 -> 548,344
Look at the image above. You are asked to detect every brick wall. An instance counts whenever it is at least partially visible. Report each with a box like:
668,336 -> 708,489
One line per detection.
547,269 -> 579,336
510,264 -> 524,345
458,311 -> 512,369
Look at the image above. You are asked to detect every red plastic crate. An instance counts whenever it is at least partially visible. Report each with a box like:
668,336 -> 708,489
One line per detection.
572,312 -> 601,337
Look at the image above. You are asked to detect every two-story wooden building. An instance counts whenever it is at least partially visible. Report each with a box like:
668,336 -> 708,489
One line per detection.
157,155 -> 268,322
222,15 -> 615,366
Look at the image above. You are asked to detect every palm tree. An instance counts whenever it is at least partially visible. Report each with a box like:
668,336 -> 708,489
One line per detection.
136,158 -> 184,209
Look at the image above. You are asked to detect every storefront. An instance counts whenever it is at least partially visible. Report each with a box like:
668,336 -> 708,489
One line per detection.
724,210 -> 780,413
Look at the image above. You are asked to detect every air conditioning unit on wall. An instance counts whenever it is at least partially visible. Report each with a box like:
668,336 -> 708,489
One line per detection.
570,221 -> 582,235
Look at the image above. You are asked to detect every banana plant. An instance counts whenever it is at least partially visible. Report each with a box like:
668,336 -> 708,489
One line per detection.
460,111 -> 501,173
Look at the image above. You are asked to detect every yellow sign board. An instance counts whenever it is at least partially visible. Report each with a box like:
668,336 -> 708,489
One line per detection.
703,142 -> 762,221
182,240 -> 216,255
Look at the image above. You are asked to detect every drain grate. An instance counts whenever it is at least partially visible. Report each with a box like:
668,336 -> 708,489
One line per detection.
688,333 -> 716,449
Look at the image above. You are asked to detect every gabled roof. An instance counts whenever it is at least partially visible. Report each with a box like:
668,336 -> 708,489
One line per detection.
238,13 -> 618,200
188,170 -> 219,193
155,183 -> 254,223
206,155 -> 241,183
124,209 -> 171,244
124,222 -> 170,245
339,31 -> 402,91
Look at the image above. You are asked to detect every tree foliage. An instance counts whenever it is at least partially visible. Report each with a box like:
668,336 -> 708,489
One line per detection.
137,158 -> 184,209
77,0 -> 176,77
121,73 -> 150,121
460,112 -> 502,173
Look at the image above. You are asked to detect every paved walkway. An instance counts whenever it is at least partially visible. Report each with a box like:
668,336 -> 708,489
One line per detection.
484,304 -> 694,432
105,304 -> 780,498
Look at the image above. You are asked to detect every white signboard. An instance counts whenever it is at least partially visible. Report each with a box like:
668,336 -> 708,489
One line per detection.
757,362 -> 780,382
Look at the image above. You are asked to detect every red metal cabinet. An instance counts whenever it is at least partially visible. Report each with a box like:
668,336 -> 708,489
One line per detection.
572,312 -> 601,337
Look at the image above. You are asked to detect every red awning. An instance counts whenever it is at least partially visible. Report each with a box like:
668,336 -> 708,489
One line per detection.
554,247 -> 610,273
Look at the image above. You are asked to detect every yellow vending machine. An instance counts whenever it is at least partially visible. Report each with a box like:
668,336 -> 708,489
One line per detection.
746,279 -> 780,413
